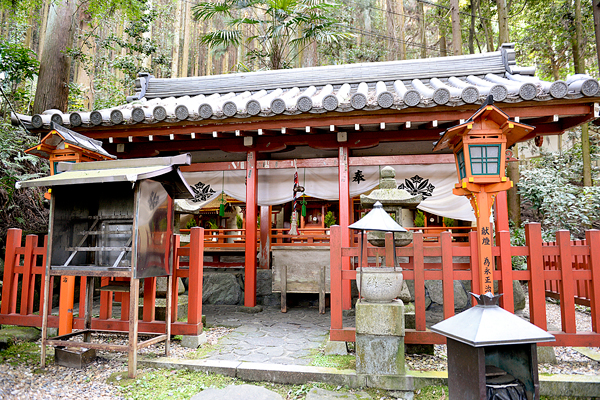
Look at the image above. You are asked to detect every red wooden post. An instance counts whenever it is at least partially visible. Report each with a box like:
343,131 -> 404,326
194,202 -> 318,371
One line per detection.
143,277 -> 157,322
556,230 -> 576,333
171,235 -> 181,322
413,232 -> 426,330
329,225 -> 343,333
585,230 -> 600,333
2,229 -> 21,315
244,150 -> 258,307
99,277 -> 112,319
188,227 -> 204,329
338,146 -> 352,310
494,191 -> 510,233
526,223 -> 547,329
441,232 -> 454,319
21,235 -> 37,315
497,230 -> 514,312
469,231 -> 480,301
259,206 -> 271,269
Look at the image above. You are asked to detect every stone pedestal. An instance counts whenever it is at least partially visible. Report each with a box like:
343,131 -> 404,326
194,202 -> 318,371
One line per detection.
355,300 -> 405,375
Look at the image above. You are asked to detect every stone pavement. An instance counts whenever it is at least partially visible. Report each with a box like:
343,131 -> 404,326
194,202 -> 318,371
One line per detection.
201,305 -> 355,365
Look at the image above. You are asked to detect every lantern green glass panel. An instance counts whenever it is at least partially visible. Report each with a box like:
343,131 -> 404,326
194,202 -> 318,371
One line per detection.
469,144 -> 501,175
456,148 -> 466,180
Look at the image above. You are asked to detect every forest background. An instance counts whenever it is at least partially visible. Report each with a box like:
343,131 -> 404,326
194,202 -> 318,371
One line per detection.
1,0 -> 600,255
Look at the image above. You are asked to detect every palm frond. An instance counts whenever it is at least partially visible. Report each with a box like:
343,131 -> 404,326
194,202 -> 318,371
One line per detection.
201,30 -> 243,48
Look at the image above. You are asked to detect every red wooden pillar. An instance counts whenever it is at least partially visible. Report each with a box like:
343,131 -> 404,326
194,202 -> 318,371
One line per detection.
526,223 -> 547,329
1,229 -> 21,315
245,151 -> 258,307
495,191 -> 510,233
188,227 -> 204,330
338,146 -> 352,310
259,206 -> 270,269
585,229 -> 600,333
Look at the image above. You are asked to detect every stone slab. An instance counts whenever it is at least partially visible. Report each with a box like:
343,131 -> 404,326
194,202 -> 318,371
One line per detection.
323,340 -> 348,356
305,387 -> 372,400
537,346 -> 557,364
573,347 -> 600,362
539,374 -> 600,398
236,362 -> 365,387
362,374 -> 415,391
190,384 -> 283,400
139,358 -> 240,377
355,300 -> 405,336
356,334 -> 405,375
181,332 -> 208,349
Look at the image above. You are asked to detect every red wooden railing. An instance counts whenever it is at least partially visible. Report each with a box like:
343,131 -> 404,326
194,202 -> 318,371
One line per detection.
330,223 -> 600,347
0,227 -> 205,336
543,239 -> 592,307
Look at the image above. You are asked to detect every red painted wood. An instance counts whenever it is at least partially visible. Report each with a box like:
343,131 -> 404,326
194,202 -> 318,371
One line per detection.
330,328 -> 355,342
143,277 -> 157,322
413,232 -> 426,331
557,230 -> 577,333
245,151 -> 258,307
441,232 -> 454,319
1,229 -> 20,315
542,333 -> 600,347
495,191 -> 510,233
586,230 -> 600,333
338,146 -> 352,310
329,226 -> 343,332
188,227 -> 204,329
526,223 -> 547,329
469,231 -> 480,300
100,277 -> 112,320
405,330 -> 447,345
497,230 -> 514,313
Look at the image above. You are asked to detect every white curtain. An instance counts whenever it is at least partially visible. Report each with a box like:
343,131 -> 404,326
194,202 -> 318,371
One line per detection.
178,163 -> 475,222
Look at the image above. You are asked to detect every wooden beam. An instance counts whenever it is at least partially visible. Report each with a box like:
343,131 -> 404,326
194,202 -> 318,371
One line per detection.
244,151 -> 258,307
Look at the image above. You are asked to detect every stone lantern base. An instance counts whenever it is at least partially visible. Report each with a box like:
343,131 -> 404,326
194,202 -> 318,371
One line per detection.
355,300 -> 405,375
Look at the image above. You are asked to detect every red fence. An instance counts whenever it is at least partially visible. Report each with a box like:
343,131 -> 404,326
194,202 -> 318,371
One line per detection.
0,227 -> 205,336
329,223 -> 600,347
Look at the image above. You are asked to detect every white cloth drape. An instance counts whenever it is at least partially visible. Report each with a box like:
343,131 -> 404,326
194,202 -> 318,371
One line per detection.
178,163 -> 475,222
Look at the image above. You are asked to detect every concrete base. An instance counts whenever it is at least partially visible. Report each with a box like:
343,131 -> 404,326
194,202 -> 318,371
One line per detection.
181,332 -> 208,349
537,346 -> 558,364
323,340 -> 348,356
356,334 -> 405,375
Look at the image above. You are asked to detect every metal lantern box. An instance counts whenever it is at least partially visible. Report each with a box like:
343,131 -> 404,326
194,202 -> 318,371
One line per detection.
431,293 -> 555,400
16,153 -> 194,377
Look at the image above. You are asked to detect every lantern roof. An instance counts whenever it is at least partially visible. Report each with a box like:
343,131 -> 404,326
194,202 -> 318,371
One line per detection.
433,98 -> 535,152
349,201 -> 407,232
431,292 -> 555,347
25,122 -> 116,160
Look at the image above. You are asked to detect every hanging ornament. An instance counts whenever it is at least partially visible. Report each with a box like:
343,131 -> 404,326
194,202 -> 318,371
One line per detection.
219,173 -> 226,217
301,195 -> 307,217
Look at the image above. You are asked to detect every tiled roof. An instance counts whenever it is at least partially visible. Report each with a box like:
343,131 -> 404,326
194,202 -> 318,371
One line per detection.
16,44 -> 600,131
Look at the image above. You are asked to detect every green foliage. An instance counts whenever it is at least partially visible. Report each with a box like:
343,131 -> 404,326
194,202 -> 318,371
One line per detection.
193,0 -> 353,70
324,211 -> 336,228
0,41 -> 39,85
311,353 -> 355,369
414,385 -> 449,400
236,214 -> 243,229
518,127 -> 600,239
414,209 -> 425,227
0,341 -> 53,367
443,217 -> 454,227
185,218 -> 197,229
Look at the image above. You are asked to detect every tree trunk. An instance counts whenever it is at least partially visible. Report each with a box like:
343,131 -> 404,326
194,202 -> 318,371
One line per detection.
507,145 -> 521,227
37,0 -> 52,60
469,0 -> 476,54
171,0 -> 183,77
74,6 -> 94,110
573,0 -> 585,74
450,0 -> 462,55
582,123 -> 592,186
385,0 -> 398,60
398,0 -> 405,60
478,1 -> 494,52
594,1 -> 600,75
439,8 -> 447,56
33,0 -> 77,114
418,1 -> 426,58
496,0 -> 509,46
181,0 -> 192,77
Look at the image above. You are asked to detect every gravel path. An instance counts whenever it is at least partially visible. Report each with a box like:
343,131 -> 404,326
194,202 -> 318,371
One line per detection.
1,300 -> 598,399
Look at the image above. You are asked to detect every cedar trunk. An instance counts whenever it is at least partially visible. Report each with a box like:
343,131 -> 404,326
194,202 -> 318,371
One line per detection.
33,0 -> 77,114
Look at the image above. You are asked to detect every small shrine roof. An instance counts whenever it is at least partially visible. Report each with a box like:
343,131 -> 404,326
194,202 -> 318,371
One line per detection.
26,122 -> 115,159
14,44 -> 600,132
